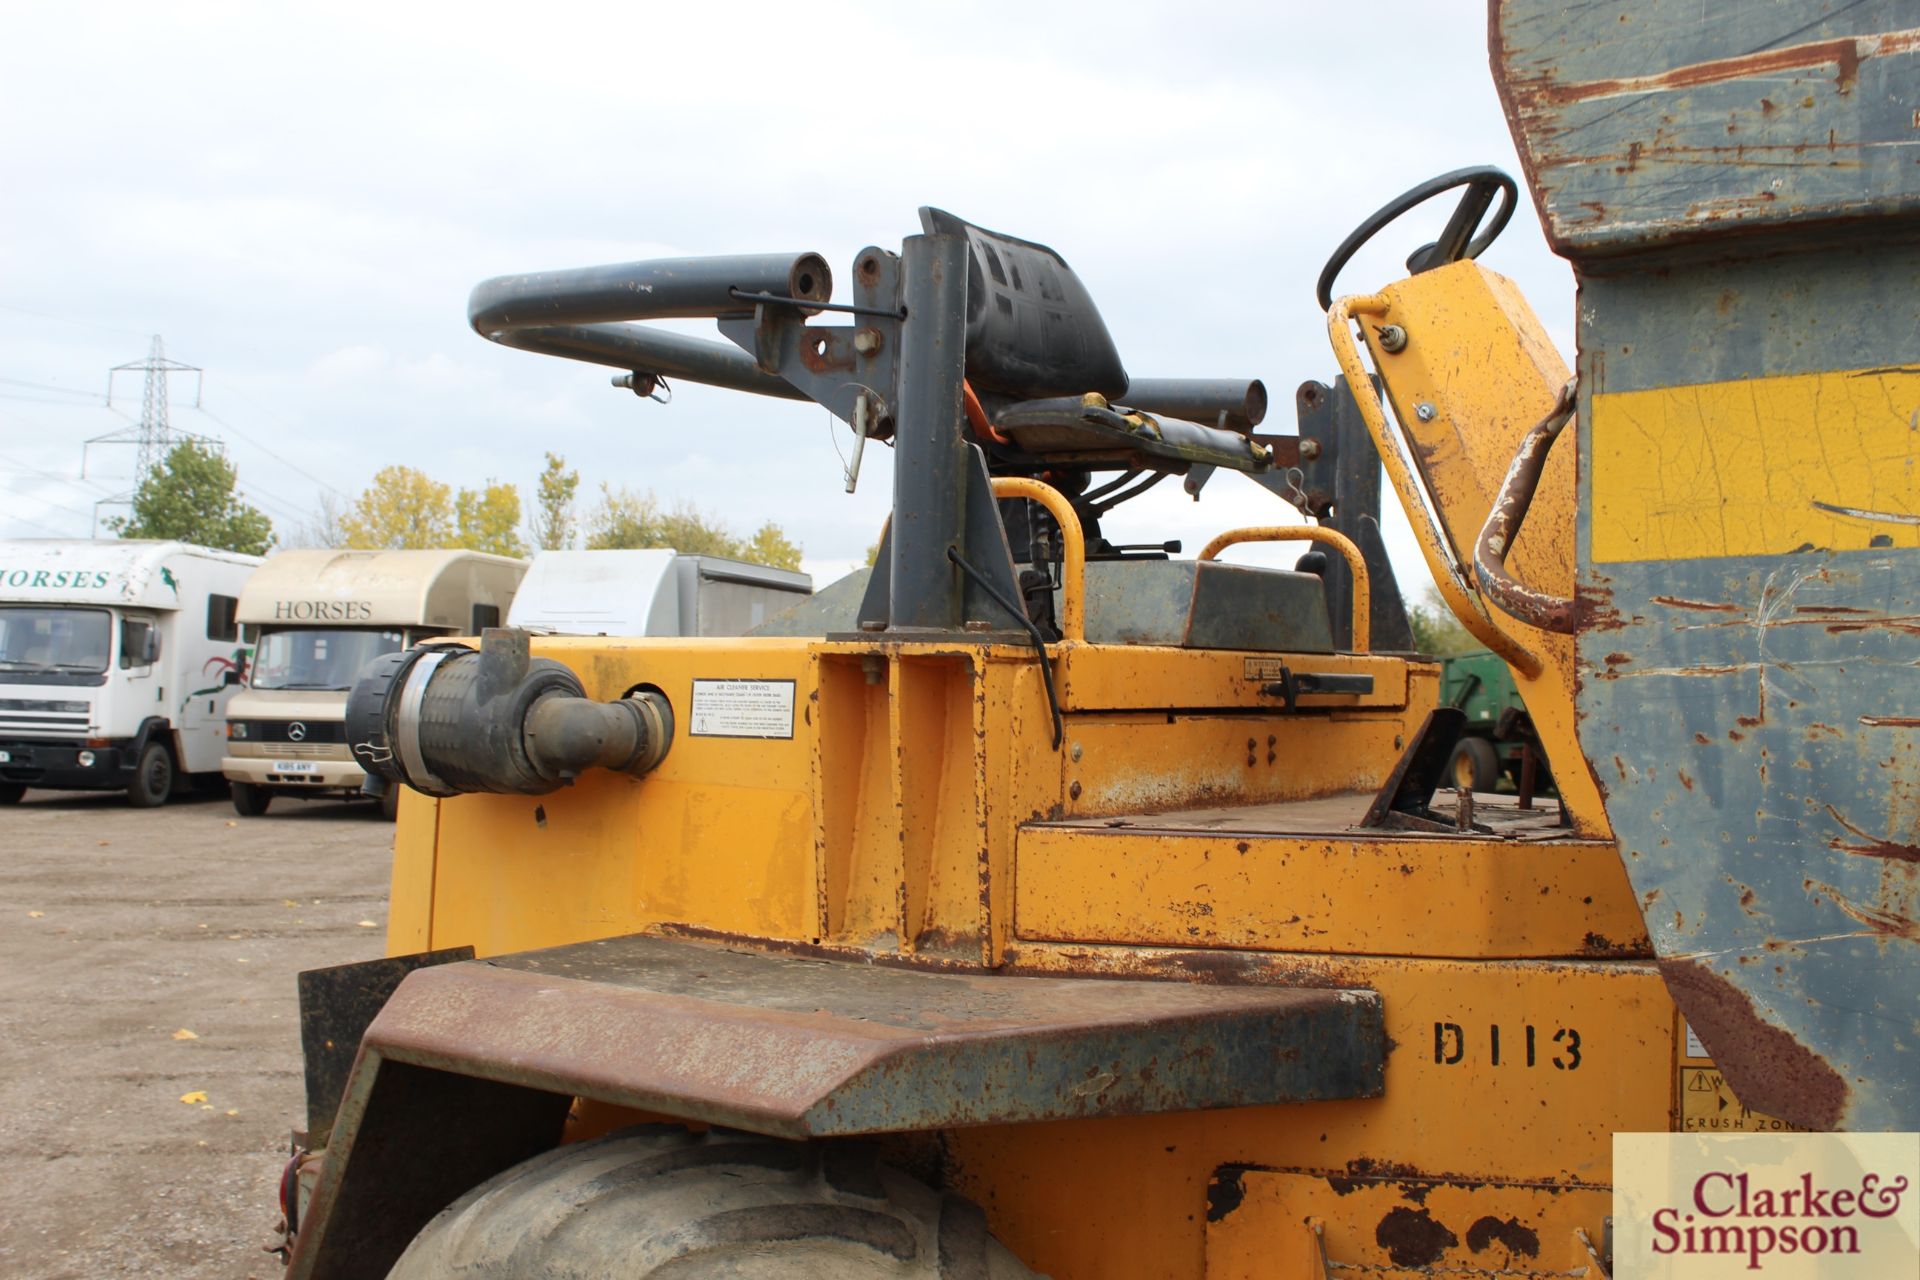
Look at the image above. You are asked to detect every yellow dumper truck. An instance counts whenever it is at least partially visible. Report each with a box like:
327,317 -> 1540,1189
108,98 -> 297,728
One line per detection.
280,4 -> 1918,1275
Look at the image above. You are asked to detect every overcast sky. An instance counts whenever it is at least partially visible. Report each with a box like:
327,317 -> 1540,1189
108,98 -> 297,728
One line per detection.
0,1 -> 1575,598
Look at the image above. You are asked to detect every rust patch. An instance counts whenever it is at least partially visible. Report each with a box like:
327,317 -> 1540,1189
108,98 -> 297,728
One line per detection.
1376,1206 -> 1458,1268
1651,595 -> 1741,613
1206,1166 -> 1248,1222
1531,29 -> 1915,106
1678,769 -> 1695,792
1466,1214 -> 1541,1259
1657,958 -> 1848,1129
1814,881 -> 1920,943
1861,716 -> 1920,728
1824,805 -> 1920,864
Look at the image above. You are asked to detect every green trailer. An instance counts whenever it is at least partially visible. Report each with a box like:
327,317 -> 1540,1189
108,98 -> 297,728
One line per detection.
1439,648 -> 1553,796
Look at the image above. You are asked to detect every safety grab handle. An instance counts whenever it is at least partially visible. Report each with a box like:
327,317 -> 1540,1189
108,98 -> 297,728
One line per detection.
990,476 -> 1085,644
1198,526 -> 1372,653
1475,379 -> 1577,634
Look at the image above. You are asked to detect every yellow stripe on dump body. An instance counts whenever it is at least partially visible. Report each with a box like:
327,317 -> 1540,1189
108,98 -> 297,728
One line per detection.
1590,367 -> 1920,563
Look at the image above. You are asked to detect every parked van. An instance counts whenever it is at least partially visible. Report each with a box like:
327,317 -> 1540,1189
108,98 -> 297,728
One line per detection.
506,549 -> 810,636
0,539 -> 262,806
222,549 -> 526,818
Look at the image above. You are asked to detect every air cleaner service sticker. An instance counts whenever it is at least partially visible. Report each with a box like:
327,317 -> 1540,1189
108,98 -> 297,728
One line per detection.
689,679 -> 795,739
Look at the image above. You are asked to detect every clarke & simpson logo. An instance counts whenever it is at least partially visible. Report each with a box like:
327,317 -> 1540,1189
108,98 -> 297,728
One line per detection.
1651,1168 -> 1907,1269
1616,1133 -> 1919,1279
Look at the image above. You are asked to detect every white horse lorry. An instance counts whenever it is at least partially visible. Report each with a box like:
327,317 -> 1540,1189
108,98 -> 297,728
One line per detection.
222,549 -> 527,819
0,539 -> 263,807
505,549 -> 811,637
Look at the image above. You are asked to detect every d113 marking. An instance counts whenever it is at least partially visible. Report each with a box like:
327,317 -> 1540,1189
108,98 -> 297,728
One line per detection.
1434,1021 -> 1582,1071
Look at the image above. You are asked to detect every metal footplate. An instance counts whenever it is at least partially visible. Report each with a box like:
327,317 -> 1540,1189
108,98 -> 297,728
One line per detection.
292,933 -> 1384,1279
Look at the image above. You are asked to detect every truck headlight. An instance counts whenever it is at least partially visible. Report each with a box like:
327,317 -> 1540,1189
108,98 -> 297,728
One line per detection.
77,751 -> 96,767
229,722 -> 248,740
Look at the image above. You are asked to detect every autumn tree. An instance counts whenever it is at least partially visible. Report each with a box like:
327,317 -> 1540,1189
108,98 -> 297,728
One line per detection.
455,480 -> 526,557
529,452 -> 579,552
109,439 -> 274,556
744,523 -> 803,573
339,466 -> 454,549
585,484 -> 802,570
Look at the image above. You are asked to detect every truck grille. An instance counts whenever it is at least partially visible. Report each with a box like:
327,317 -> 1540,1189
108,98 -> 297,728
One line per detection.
230,719 -> 347,744
230,741 -> 347,760
0,699 -> 89,738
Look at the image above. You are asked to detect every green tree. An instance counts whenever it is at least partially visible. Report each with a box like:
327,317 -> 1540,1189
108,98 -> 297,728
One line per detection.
1406,584 -> 1479,657
529,452 -> 579,551
108,439 -> 274,555
455,480 -> 526,557
339,466 -> 454,549
584,484 -> 802,569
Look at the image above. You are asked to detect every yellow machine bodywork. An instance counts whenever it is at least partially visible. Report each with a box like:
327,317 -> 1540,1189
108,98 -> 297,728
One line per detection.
378,263 -> 1789,1278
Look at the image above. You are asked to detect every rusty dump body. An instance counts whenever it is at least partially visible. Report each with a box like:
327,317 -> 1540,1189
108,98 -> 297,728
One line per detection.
287,3 -> 1913,1277
1497,0 -> 1920,1131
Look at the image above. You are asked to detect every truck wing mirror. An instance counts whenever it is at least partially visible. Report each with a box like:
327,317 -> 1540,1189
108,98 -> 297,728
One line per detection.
119,619 -> 160,668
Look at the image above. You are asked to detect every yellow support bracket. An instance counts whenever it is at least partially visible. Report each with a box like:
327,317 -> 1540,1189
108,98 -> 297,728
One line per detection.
1325,294 -> 1543,677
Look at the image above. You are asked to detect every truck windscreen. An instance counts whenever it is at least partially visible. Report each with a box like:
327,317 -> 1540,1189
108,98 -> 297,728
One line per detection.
0,606 -> 111,673
251,628 -> 405,691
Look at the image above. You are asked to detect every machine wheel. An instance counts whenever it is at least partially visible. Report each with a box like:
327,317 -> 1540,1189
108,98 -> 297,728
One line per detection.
0,783 -> 23,804
387,1125 -> 1042,1280
127,742 -> 174,808
380,785 -> 400,822
1448,737 -> 1500,792
231,782 -> 273,817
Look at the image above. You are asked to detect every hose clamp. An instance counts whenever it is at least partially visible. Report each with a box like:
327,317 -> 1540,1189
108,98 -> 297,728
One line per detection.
395,649 -> 456,797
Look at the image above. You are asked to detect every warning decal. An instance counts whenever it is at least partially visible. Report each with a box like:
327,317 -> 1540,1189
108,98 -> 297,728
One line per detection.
1678,1067 -> 1804,1133
689,679 -> 796,740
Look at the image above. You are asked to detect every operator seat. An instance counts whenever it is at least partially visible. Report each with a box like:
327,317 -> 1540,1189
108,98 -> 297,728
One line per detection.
922,208 -> 1269,475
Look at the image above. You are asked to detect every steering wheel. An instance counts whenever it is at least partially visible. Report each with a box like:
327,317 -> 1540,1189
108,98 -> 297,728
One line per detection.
1315,166 -> 1518,311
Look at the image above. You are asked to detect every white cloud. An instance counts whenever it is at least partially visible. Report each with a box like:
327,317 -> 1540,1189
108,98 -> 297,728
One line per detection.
0,1 -> 1576,593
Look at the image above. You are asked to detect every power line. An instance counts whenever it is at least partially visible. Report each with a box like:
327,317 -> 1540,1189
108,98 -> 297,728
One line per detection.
0,477 -> 98,521
0,301 -> 149,339
3,511 -> 76,538
0,375 -> 100,400
194,404 -> 349,500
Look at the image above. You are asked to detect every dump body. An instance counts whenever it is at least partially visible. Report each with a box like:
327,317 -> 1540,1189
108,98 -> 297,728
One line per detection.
1495,0 -> 1920,1131
0,539 -> 260,798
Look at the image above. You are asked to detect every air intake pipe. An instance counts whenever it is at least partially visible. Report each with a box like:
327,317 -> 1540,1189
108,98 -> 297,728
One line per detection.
345,629 -> 672,799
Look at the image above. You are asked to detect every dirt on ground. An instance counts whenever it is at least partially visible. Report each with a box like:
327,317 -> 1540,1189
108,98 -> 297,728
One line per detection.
0,788 -> 393,1278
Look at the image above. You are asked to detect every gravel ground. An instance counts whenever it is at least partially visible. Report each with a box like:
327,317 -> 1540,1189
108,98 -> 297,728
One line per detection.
0,788 -> 392,1278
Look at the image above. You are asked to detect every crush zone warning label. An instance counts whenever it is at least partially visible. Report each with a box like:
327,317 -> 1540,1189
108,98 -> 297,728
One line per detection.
689,679 -> 796,739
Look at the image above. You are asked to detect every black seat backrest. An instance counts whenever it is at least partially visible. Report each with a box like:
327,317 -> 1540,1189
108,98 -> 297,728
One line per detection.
919,208 -> 1128,401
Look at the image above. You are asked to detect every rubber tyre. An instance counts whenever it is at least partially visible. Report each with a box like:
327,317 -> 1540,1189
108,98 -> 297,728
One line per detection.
380,785 -> 400,822
1448,737 -> 1500,792
387,1125 -> 1042,1280
0,783 -> 24,804
127,742 -> 174,808
231,781 -> 273,817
